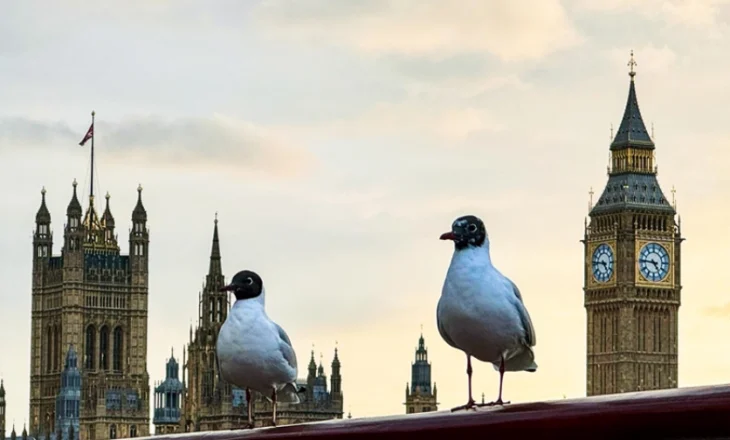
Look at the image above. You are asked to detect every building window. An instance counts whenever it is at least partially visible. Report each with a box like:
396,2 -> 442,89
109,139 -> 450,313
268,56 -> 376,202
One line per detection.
217,297 -> 223,322
46,326 -> 53,373
109,424 -> 117,440
129,426 -> 137,438
99,326 -> 109,370
209,298 -> 214,323
85,325 -> 96,370
113,327 -> 123,372
408,406 -> 414,413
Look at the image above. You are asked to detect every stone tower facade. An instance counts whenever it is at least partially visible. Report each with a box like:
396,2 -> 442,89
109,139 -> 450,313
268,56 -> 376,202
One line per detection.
180,218 -> 344,430
153,350 -> 184,435
583,56 -> 681,396
404,333 -> 437,413
29,182 -> 151,440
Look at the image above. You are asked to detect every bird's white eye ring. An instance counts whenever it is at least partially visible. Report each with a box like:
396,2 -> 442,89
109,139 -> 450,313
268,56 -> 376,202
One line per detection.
467,224 -> 477,233
246,277 -> 253,285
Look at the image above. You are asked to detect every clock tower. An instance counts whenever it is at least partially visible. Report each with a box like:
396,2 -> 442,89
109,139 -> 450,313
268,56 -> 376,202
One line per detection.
583,52 -> 682,396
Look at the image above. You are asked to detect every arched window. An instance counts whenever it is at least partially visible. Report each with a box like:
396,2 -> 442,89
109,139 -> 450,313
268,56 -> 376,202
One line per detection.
46,326 -> 53,372
99,326 -> 109,370
217,297 -> 223,322
85,325 -> 96,370
209,298 -> 214,323
68,425 -> 75,440
109,424 -> 117,440
113,327 -> 123,372
130,425 -> 137,438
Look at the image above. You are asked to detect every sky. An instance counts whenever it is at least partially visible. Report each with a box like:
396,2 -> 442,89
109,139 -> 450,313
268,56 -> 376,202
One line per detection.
1,0 -> 730,428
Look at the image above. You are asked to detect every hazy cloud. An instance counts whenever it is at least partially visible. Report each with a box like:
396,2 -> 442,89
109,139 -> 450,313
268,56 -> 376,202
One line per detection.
254,0 -> 583,61
574,0 -> 730,32
0,115 -> 314,177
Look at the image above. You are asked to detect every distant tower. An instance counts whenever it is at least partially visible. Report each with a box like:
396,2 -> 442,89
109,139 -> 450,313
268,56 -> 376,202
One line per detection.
55,345 -> 81,440
584,52 -> 681,395
153,349 -> 184,435
404,332 -> 438,413
330,347 -> 343,406
1,379 -> 6,440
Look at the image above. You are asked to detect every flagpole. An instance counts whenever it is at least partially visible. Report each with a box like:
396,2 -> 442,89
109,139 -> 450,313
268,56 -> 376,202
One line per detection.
90,110 -> 95,200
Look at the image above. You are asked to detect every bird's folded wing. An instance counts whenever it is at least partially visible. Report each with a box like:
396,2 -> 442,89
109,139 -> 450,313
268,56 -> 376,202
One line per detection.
275,322 -> 298,371
509,279 -> 536,347
436,302 -> 458,349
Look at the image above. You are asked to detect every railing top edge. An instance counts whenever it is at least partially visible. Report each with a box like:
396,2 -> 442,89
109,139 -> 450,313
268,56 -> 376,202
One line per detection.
140,385 -> 730,440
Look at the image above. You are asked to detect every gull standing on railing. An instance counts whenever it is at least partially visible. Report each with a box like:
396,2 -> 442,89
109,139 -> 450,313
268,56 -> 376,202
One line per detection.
437,215 -> 537,411
217,270 -> 305,428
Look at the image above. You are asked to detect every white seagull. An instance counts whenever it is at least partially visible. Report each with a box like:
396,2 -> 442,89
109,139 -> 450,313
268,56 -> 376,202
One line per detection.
436,215 -> 537,411
217,270 -> 304,428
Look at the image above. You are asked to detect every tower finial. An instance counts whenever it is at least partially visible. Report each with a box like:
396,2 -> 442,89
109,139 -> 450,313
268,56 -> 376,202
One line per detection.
137,183 -> 143,193
588,187 -> 594,212
628,50 -> 637,78
215,211 -> 218,224
671,185 -> 677,209
41,186 -> 46,196
72,178 -> 78,188
610,123 -> 614,141
651,122 -> 655,139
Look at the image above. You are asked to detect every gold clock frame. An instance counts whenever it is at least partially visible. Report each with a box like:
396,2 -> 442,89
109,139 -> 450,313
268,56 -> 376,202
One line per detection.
635,239 -> 674,286
586,241 -> 617,287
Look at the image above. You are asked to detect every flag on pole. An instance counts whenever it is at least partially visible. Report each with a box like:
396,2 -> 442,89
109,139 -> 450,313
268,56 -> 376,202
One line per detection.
79,123 -> 94,146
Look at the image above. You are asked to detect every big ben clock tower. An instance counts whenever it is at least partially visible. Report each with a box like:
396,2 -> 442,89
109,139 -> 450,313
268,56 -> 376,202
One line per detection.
583,52 -> 682,396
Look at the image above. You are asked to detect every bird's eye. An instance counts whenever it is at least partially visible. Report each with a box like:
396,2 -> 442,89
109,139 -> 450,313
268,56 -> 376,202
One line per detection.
246,277 -> 253,285
467,224 -> 478,233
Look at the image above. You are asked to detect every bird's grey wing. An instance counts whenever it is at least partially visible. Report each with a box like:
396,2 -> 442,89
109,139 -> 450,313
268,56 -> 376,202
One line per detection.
508,279 -> 536,347
436,301 -> 459,349
274,323 -> 298,372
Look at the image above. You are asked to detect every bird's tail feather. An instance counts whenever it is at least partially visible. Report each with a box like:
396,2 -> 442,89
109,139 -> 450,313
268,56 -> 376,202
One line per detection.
494,347 -> 537,372
277,382 -> 303,404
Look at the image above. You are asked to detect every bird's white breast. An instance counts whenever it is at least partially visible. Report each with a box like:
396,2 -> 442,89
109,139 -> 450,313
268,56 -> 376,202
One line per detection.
216,301 -> 296,394
438,246 -> 524,364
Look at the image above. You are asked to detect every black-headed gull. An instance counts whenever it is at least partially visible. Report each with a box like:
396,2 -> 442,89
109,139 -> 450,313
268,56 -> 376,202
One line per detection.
217,270 -> 304,427
437,215 -> 537,410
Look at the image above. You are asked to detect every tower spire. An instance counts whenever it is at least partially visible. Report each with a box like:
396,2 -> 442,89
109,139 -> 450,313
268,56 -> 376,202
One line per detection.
209,213 -> 221,276
610,51 -> 654,150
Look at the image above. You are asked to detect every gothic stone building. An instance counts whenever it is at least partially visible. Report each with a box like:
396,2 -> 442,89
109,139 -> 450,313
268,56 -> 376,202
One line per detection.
404,333 -> 437,414
583,60 -> 681,395
29,181 -> 151,440
178,218 -> 344,430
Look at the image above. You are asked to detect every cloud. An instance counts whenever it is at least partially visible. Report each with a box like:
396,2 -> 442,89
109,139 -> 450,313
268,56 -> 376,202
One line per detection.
0,115 -> 314,177
575,0 -> 730,33
253,0 -> 583,61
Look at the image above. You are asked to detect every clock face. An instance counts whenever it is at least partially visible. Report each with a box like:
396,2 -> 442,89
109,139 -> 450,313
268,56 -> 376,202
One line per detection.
591,243 -> 615,283
639,242 -> 670,282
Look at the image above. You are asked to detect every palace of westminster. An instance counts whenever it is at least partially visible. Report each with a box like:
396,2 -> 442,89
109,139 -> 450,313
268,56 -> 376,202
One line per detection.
0,59 -> 683,440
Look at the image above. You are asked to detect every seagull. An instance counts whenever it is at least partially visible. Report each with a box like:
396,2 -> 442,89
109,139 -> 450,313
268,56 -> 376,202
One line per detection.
436,215 -> 537,411
217,270 -> 304,428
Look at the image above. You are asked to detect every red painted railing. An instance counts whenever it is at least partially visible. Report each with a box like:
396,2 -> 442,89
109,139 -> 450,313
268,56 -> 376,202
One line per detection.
145,385 -> 730,439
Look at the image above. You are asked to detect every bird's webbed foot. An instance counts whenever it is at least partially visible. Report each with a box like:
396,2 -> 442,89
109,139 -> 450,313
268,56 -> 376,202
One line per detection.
450,399 -> 477,412
477,399 -> 510,407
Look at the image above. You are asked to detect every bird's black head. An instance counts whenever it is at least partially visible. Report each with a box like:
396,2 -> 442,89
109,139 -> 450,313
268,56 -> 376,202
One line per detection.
219,270 -> 263,301
439,215 -> 487,250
